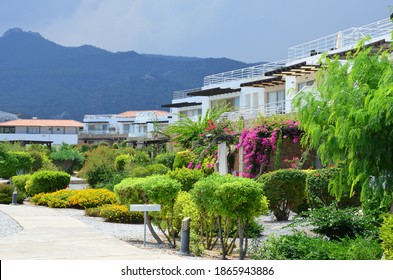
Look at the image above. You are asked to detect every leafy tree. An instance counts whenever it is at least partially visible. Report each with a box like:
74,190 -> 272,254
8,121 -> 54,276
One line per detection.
294,40 -> 393,210
50,143 -> 84,174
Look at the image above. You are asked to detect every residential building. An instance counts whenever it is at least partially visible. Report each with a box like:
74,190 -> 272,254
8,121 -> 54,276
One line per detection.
163,18 -> 393,122
79,110 -> 170,145
0,119 -> 83,146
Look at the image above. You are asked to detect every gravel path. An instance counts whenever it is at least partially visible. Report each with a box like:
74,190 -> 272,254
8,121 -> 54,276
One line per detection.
0,209 -> 23,237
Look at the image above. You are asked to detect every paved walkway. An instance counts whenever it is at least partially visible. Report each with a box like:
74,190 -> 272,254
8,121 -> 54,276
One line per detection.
0,203 -> 182,260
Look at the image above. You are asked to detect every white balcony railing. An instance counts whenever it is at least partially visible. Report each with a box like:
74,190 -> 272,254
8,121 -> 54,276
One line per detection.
173,87 -> 203,100
220,100 -> 293,121
288,18 -> 393,60
203,59 -> 289,86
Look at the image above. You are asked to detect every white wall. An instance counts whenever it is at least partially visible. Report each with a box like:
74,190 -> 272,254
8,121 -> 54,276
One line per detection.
0,133 -> 79,145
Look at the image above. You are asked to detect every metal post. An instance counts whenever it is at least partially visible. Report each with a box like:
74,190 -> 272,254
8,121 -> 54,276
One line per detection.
143,211 -> 147,246
180,217 -> 191,254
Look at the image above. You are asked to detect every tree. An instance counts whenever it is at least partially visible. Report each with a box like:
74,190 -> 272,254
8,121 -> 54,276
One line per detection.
294,39 -> 393,211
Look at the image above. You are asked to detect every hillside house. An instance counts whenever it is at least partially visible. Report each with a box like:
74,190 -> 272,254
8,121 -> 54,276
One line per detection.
0,119 -> 83,146
80,110 -> 170,145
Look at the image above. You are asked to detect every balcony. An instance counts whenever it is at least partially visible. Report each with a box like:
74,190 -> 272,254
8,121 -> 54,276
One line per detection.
220,100 -> 293,121
203,59 -> 289,86
288,18 -> 393,61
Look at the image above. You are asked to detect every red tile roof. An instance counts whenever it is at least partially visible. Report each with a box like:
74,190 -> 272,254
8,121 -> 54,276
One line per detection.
118,110 -> 169,117
0,119 -> 83,127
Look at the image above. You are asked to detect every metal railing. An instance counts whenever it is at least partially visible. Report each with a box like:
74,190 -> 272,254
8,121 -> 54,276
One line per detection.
288,18 -> 393,60
220,99 -> 293,121
173,87 -> 202,100
203,59 -> 289,86
83,114 -> 117,120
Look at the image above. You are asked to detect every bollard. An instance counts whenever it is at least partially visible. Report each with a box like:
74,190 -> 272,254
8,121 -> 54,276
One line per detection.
180,217 -> 191,254
11,187 -> 18,205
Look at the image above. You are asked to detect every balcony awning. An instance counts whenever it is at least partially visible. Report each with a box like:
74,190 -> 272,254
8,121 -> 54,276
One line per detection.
161,102 -> 202,108
264,61 -> 320,77
187,87 -> 241,97
328,38 -> 391,59
240,76 -> 285,87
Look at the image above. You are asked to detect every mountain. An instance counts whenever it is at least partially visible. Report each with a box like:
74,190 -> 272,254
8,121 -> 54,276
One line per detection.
0,28 -> 256,121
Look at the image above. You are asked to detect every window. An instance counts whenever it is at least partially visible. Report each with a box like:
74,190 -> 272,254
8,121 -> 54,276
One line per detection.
297,80 -> 315,91
27,127 -> 39,134
0,126 -> 15,133
211,97 -> 239,110
266,90 -> 286,115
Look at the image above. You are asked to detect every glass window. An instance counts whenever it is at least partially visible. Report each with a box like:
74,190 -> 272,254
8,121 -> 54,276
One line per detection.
0,126 -> 15,133
27,127 -> 39,134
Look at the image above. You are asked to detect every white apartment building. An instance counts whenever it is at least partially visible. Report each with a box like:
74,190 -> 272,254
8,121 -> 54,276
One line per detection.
163,18 -> 393,122
80,110 -> 170,145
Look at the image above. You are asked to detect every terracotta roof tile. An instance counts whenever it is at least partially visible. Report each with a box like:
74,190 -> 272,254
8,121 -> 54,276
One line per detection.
0,119 -> 83,127
118,110 -> 169,117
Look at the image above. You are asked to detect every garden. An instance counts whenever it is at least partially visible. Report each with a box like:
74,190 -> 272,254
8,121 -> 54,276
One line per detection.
1,41 -> 393,260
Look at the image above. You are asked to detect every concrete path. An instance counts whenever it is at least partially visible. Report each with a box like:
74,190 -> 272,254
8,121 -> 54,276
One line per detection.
0,203 -> 181,260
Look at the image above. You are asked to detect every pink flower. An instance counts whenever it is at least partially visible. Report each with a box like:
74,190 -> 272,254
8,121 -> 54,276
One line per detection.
195,163 -> 201,169
187,162 -> 193,169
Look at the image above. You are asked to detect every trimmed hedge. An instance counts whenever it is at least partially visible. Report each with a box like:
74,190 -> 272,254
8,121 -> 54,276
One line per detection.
99,204 -> 143,224
12,174 -> 32,196
168,167 -> 205,191
25,170 -> 71,196
30,189 -> 119,208
257,169 -> 306,221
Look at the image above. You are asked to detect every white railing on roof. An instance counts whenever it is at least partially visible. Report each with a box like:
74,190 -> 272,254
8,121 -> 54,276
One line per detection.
288,18 -> 393,60
203,59 -> 289,86
83,114 -> 116,120
220,99 -> 293,121
173,87 -> 202,100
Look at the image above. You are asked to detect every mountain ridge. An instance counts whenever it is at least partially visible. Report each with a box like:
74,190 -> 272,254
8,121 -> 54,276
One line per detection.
0,28 -> 261,121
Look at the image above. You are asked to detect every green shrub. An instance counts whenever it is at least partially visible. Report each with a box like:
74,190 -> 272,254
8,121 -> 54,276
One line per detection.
78,146 -> 119,187
250,233 -> 382,260
100,204 -> 143,224
114,154 -> 131,171
257,169 -> 307,220
128,165 -> 149,178
0,183 -> 26,204
173,191 -> 200,232
50,145 -> 84,174
154,153 -> 175,169
30,189 -> 119,208
172,150 -> 196,169
146,164 -> 170,175
380,214 -> 393,260
113,177 -> 148,205
12,174 -> 31,196
25,170 -> 71,196
0,148 -> 19,178
302,204 -> 378,240
85,207 -> 101,217
168,167 -> 205,191
11,151 -> 33,173
130,150 -> 150,165
306,168 -> 337,208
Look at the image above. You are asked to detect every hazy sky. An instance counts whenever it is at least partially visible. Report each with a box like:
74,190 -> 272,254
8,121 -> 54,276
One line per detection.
0,0 -> 391,63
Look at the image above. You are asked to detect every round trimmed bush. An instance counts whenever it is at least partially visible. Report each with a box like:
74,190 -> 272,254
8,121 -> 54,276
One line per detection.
0,183 -> 26,204
168,167 -> 205,191
146,164 -> 170,175
25,170 -> 71,196
12,174 -> 31,196
100,204 -> 143,224
257,169 -> 307,221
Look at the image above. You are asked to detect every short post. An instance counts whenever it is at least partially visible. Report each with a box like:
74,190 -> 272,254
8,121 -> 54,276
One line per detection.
10,178 -> 18,206
130,204 -> 161,246
180,217 -> 191,255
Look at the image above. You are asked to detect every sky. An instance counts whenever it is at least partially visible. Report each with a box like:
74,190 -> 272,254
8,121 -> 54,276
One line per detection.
0,0 -> 391,63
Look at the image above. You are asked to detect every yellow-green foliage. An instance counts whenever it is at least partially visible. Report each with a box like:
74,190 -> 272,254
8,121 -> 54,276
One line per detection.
381,214 -> 393,260
173,191 -> 200,232
100,204 -> 134,223
30,189 -> 119,208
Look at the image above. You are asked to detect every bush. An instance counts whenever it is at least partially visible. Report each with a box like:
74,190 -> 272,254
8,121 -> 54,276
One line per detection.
12,174 -> 31,196
30,189 -> 119,208
114,154 -> 131,171
172,150 -> 196,169
257,169 -> 307,220
0,148 -> 19,178
302,204 -> 378,240
12,151 -> 33,173
306,168 -> 337,208
128,165 -> 149,178
78,146 -> 119,187
0,183 -> 26,204
173,191 -> 200,232
99,204 -> 144,224
146,164 -> 170,175
154,153 -> 175,169
168,167 -> 205,191
380,214 -> 393,260
50,145 -> 84,174
250,233 -> 383,260
25,170 -> 71,196
113,177 -> 148,205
